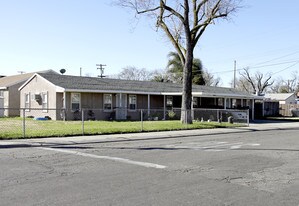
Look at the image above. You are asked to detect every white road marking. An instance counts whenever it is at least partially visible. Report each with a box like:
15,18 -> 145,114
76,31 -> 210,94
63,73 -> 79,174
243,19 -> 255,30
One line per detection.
166,141 -> 260,152
40,147 -> 167,169
201,142 -> 243,149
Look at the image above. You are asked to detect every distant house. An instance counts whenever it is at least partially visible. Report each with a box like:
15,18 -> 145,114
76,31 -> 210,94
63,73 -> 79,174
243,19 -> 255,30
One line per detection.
264,93 -> 298,104
0,70 -> 58,116
18,73 -> 261,121
264,93 -> 299,116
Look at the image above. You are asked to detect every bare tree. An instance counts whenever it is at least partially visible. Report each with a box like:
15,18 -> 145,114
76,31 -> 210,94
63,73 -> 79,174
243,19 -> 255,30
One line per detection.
203,69 -> 222,86
116,0 -> 240,123
270,71 -> 299,93
236,67 -> 274,95
117,66 -> 155,81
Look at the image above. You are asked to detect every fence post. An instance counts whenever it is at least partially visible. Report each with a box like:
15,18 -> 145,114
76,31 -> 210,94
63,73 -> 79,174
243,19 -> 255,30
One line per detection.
140,109 -> 143,132
82,109 -> 85,136
247,109 -> 250,126
185,109 -> 188,129
22,109 -> 26,138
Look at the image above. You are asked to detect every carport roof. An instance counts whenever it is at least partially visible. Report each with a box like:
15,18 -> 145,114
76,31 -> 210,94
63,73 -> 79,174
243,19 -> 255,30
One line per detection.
21,73 -> 260,99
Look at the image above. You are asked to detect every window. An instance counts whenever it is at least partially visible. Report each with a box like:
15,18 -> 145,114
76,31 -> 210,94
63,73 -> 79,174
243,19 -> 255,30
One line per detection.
25,93 -> 30,111
218,98 -> 224,107
166,96 -> 173,107
71,93 -> 80,111
104,94 -> 112,111
42,92 -> 48,112
232,99 -> 237,108
193,97 -> 198,107
129,95 -> 137,110
0,90 -> 3,97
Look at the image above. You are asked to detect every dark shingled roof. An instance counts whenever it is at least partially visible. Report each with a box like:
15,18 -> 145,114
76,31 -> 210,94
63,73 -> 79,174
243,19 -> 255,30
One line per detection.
36,73 -> 256,98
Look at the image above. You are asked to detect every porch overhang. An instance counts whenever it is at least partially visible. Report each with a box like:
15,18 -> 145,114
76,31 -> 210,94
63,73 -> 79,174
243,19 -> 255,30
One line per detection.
56,88 -> 264,101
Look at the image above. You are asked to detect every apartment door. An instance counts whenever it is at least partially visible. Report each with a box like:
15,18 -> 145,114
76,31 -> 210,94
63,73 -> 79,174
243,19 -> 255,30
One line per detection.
116,94 -> 127,120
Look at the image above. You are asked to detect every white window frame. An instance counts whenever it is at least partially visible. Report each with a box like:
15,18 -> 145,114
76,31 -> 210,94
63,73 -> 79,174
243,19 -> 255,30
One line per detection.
128,95 -> 137,111
103,94 -> 112,111
25,93 -> 30,111
71,93 -> 81,111
42,92 -> 48,112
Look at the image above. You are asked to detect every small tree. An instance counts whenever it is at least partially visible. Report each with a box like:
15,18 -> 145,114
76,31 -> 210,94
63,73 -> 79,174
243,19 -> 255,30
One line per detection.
203,69 -> 222,86
270,71 -> 299,93
117,66 -> 155,81
116,0 -> 240,123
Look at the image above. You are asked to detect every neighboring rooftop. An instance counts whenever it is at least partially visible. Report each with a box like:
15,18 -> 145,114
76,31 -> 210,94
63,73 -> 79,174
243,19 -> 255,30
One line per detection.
264,93 -> 296,101
0,70 -> 58,89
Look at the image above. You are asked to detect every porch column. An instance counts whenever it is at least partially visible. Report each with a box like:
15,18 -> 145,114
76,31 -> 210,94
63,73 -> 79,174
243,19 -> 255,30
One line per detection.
224,98 -> 227,109
252,99 -> 255,120
119,93 -> 122,107
147,94 -> 150,117
63,92 -> 66,108
163,95 -> 166,120
63,92 -> 66,121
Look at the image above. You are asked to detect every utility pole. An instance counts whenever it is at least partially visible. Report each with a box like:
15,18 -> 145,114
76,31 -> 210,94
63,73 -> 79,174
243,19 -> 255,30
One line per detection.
96,64 -> 106,78
233,60 -> 236,88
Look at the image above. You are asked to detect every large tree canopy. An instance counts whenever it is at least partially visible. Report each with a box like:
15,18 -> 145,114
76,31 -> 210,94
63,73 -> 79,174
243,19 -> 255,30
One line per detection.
116,0 -> 240,123
234,67 -> 274,95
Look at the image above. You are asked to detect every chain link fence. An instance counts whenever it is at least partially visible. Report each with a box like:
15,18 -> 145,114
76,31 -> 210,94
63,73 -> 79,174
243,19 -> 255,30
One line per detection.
0,108 -> 249,139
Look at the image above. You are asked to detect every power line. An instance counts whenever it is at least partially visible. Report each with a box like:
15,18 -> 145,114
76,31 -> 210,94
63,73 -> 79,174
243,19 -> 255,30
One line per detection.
250,50 -> 299,67
209,59 -> 299,75
250,60 -> 299,69
272,61 -> 299,76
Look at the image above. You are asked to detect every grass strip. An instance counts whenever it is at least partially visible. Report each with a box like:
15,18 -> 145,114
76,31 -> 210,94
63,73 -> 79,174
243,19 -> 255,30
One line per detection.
0,118 -> 242,139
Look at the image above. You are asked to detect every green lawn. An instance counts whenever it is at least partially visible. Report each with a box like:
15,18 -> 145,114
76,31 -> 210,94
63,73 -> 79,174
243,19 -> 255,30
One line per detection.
0,117 -> 241,139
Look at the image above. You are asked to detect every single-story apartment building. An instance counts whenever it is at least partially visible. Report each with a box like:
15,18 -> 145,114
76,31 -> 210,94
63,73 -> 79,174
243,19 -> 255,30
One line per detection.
18,73 -> 262,121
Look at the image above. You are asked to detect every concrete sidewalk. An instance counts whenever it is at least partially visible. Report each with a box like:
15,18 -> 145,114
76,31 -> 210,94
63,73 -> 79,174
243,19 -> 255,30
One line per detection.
1,120 -> 298,148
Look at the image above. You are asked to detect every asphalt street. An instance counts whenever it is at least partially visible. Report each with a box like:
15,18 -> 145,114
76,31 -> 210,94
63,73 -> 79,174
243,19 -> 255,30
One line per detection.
1,121 -> 299,206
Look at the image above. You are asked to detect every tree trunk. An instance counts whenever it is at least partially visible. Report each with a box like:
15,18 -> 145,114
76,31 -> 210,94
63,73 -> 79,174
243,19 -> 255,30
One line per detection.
181,47 -> 193,124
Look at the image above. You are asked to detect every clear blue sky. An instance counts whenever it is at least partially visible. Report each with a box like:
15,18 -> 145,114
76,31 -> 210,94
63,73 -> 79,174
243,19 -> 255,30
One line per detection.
1,0 -> 298,87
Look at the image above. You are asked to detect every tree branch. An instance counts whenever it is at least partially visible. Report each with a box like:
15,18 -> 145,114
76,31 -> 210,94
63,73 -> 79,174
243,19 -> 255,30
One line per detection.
161,1 -> 185,22
240,68 -> 256,94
